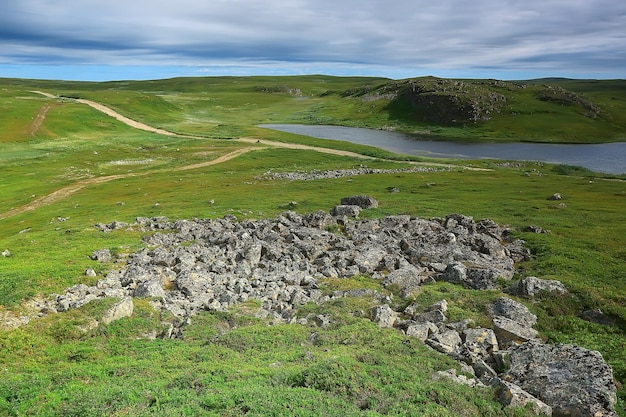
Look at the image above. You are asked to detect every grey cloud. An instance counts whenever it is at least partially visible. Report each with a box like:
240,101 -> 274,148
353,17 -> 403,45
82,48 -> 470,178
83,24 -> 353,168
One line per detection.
0,0 -> 624,77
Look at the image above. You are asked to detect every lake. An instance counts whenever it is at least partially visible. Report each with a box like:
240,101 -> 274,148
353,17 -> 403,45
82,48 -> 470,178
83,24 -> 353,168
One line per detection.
259,124 -> 626,175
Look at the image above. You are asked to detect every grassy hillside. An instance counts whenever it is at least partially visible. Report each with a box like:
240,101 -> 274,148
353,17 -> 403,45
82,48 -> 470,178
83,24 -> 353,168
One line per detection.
3,75 -> 625,143
0,75 -> 624,416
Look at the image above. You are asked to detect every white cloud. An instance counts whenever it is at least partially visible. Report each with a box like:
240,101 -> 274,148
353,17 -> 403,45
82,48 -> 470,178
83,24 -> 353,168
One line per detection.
1,0 -> 624,79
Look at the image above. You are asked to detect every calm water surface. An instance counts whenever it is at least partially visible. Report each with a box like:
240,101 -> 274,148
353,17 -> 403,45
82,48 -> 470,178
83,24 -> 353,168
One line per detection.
260,124 -> 626,175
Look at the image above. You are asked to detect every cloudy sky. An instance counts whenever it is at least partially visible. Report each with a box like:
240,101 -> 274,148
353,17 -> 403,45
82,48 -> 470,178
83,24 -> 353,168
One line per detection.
1,0 -> 625,81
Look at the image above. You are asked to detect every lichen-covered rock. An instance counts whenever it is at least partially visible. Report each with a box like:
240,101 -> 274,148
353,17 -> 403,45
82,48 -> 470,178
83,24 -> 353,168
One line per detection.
426,329 -> 462,354
440,262 -> 513,290
102,297 -> 134,325
489,297 -> 537,328
492,316 -> 539,348
494,378 -> 553,416
340,195 -> 379,209
405,322 -> 438,341
434,369 -> 484,388
90,249 -> 112,263
505,276 -> 568,297
462,327 -> 499,358
370,304 -> 397,328
40,211 -> 528,334
330,204 -> 362,217
504,341 -> 618,417
382,265 -> 425,296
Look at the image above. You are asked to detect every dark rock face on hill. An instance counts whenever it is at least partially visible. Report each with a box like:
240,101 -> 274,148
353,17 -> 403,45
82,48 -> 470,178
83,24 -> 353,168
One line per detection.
535,85 -> 601,118
401,79 -> 507,124
342,77 -> 602,126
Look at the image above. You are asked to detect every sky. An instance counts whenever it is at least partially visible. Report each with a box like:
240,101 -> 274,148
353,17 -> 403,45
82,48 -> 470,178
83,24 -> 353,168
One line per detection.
1,0 -> 625,82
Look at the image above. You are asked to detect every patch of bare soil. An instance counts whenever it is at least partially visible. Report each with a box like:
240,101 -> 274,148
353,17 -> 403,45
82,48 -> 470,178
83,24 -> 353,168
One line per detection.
3,92 -> 486,221
75,99 -> 179,136
29,104 -> 52,136
0,148 -> 258,220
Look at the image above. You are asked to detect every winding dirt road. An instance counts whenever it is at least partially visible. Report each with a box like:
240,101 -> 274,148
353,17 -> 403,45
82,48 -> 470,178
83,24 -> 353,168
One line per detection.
0,147 -> 259,220
2,92 -> 475,220
31,91 -> 179,136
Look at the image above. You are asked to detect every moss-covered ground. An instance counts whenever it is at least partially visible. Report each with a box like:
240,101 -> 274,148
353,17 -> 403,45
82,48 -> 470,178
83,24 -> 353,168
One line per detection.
0,76 -> 624,416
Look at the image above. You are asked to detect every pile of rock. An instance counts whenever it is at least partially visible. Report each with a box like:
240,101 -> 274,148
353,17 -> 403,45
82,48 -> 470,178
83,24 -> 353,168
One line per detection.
51,199 -> 529,328
383,295 -> 616,416
19,195 -> 616,415
259,166 -> 446,181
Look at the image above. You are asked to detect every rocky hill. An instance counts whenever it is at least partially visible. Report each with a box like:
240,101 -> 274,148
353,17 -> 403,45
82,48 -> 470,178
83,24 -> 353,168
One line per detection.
341,77 -> 603,125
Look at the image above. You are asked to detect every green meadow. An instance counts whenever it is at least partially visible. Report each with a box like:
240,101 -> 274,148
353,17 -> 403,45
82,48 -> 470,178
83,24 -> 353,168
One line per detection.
0,75 -> 624,416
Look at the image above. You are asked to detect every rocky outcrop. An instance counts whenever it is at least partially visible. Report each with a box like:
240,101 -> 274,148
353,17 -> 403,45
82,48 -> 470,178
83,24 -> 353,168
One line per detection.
534,85 -> 601,118
494,379 -> 553,416
504,341 -> 618,416
395,296 -> 617,416
47,209 -> 525,329
8,203 -> 615,416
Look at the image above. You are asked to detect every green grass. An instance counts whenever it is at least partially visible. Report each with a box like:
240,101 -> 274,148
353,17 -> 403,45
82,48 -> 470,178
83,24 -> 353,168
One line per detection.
5,75 -> 625,143
0,75 -> 625,415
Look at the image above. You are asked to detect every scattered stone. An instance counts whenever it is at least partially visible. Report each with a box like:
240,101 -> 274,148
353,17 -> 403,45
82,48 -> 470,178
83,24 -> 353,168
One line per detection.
405,322 -> 438,341
580,309 -> 616,326
548,193 -> 562,200
90,249 -> 112,263
340,195 -> 379,209
77,319 -> 100,333
311,314 -> 331,328
524,225 -> 550,234
426,329 -> 462,354
428,299 -> 448,313
134,279 -> 166,298
462,327 -> 499,358
489,297 -> 537,328
505,277 -> 568,297
413,309 -> 446,324
260,166 -> 446,181
440,262 -> 513,290
382,265 -> 425,296
370,304 -> 397,328
101,297 -> 134,325
330,205 -> 361,217
43,212 -> 528,331
434,368 -> 484,388
85,268 -> 97,277
446,319 -> 474,333
1,249 -> 11,257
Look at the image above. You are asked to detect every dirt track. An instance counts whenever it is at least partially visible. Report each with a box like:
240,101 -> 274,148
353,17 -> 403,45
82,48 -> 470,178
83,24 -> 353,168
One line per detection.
75,99 -> 179,136
3,92 -> 479,220
29,104 -> 52,136
0,148 -> 258,220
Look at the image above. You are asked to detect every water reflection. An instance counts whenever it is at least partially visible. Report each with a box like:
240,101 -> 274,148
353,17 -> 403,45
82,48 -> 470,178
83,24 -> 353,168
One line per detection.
260,124 -> 625,175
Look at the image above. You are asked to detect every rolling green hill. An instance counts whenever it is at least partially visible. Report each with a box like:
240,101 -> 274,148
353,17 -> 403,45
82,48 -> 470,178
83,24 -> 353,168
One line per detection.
3,75 -> 625,142
0,75 -> 624,416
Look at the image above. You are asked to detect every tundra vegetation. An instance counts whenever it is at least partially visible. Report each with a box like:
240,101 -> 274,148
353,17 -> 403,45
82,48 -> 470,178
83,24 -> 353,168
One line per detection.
0,75 -> 624,416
